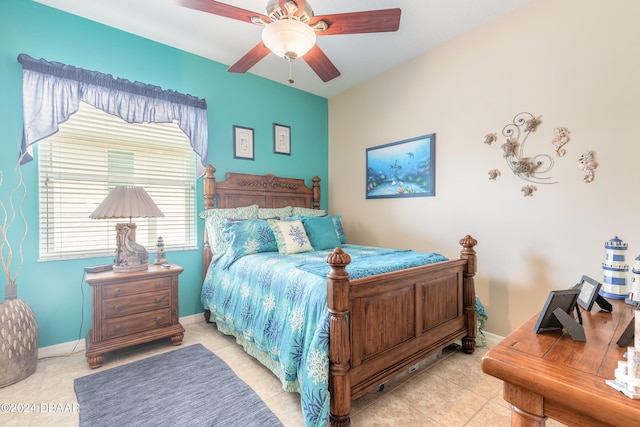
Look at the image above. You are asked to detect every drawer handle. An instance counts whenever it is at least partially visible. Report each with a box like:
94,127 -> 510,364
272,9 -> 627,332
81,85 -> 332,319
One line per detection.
156,316 -> 164,323
155,297 -> 165,304
115,304 -> 124,311
114,288 -> 122,295
115,325 -> 123,332
155,282 -> 163,288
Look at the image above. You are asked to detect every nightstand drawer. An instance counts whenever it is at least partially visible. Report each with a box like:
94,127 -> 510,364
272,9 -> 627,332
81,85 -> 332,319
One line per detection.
103,290 -> 171,319
102,277 -> 171,298
103,308 -> 172,339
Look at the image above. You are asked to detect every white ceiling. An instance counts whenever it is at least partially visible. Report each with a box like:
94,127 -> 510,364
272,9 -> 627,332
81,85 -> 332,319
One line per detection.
34,0 -> 531,98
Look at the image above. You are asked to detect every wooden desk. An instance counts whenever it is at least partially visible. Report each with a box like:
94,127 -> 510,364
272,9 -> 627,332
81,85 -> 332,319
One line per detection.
482,299 -> 640,427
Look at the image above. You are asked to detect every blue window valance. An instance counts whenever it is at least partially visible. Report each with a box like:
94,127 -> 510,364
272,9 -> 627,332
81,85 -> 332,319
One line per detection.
18,54 -> 208,172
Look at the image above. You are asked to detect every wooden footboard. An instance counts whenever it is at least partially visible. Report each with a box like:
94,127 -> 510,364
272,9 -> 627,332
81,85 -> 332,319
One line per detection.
326,236 -> 477,427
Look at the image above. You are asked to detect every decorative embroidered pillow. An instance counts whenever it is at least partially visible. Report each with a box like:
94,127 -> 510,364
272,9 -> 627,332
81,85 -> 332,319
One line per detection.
291,207 -> 326,217
268,219 -> 313,255
199,204 -> 259,262
218,218 -> 278,268
332,215 -> 346,244
302,215 -> 341,250
257,206 -> 293,219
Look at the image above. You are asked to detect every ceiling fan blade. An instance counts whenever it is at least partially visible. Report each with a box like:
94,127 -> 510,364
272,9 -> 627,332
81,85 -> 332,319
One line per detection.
311,8 -> 401,35
303,44 -> 340,82
228,42 -> 271,74
173,0 -> 267,23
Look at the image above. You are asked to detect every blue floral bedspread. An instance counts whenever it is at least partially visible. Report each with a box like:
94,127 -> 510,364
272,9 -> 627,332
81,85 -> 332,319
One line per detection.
201,244 -> 449,427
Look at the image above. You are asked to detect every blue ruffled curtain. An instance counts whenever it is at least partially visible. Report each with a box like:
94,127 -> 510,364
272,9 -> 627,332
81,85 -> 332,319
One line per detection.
18,54 -> 208,174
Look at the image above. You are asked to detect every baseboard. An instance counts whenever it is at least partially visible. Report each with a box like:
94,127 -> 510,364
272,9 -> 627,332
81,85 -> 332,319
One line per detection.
38,314 -> 505,358
179,312 -> 204,326
37,312 -> 204,359
483,331 -> 504,347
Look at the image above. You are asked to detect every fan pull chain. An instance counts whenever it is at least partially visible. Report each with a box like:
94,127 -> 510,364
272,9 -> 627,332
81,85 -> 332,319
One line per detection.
288,60 -> 294,84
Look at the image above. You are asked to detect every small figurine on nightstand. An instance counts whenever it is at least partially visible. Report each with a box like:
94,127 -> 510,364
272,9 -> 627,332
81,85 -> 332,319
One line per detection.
153,236 -> 167,265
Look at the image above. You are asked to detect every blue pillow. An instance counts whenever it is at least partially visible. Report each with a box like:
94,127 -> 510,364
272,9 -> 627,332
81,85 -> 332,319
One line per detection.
219,218 -> 278,268
302,215 -> 341,250
332,215 -> 346,244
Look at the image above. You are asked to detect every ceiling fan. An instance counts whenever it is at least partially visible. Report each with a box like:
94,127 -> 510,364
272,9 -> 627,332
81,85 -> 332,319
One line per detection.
173,0 -> 401,83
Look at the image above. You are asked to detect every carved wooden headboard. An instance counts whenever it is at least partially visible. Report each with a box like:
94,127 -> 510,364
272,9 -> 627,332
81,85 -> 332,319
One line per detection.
203,164 -> 321,210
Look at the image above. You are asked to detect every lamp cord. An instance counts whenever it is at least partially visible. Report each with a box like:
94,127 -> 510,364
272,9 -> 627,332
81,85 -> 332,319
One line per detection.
39,271 -> 85,360
70,272 -> 86,354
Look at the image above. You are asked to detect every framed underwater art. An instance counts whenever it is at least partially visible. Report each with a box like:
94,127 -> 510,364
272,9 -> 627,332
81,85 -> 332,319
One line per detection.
366,133 -> 436,199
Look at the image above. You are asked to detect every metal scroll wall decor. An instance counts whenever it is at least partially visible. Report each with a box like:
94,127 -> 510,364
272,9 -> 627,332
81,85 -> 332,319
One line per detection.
484,112 -> 597,196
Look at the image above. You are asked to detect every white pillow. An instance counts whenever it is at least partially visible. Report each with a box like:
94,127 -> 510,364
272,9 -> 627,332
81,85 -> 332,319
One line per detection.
267,219 -> 313,255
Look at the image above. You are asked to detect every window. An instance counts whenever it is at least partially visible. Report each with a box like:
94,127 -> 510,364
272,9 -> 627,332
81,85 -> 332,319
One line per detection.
38,102 -> 197,261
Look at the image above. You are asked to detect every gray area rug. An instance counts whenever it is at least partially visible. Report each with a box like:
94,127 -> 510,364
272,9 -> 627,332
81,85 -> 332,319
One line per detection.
74,343 -> 283,427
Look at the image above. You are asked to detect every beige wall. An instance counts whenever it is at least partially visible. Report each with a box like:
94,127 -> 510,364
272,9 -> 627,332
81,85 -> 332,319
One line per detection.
327,0 -> 640,337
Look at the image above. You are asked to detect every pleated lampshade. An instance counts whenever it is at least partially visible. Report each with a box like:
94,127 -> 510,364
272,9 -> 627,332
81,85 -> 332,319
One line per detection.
89,186 -> 164,219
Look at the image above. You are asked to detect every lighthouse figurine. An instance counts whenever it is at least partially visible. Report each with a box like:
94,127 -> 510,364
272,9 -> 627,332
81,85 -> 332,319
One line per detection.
153,236 -> 167,265
601,236 -> 629,299
628,255 -> 640,305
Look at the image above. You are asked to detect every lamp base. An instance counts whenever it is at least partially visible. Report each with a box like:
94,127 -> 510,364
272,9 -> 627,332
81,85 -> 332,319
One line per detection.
114,223 -> 149,272
113,263 -> 148,273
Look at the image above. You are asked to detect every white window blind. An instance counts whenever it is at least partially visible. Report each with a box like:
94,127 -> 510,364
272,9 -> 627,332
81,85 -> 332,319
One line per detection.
38,102 -> 197,261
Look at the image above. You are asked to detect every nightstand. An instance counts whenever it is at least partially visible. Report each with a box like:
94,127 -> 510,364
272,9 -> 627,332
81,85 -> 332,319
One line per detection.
84,263 -> 185,368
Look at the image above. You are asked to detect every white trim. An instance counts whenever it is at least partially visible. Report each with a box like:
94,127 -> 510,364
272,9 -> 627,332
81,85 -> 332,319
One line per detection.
37,313 -> 204,359
179,313 -> 204,326
483,331 -> 504,347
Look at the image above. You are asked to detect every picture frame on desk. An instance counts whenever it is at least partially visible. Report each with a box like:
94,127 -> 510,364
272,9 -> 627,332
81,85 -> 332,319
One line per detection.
534,288 -> 581,333
577,275 -> 602,311
574,275 -> 613,312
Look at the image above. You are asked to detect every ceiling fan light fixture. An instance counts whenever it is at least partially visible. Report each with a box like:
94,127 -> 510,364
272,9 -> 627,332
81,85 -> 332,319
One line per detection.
262,19 -> 316,60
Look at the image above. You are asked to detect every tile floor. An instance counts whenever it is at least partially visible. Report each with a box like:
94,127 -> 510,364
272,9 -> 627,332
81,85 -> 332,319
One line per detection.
0,319 -> 568,426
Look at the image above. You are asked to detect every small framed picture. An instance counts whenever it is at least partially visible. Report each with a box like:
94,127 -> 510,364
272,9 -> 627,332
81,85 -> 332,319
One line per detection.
534,288 -> 580,333
273,123 -> 291,155
576,275 -> 602,311
233,125 -> 254,160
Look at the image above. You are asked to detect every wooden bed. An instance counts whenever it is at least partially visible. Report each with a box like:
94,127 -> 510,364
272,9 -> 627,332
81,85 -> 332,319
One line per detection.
201,165 -> 477,427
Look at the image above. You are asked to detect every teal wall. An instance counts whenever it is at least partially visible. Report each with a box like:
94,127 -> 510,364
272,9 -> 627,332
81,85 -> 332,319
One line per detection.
0,0 -> 328,348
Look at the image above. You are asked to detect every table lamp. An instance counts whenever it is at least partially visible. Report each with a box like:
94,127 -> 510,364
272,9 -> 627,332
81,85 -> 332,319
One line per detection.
89,186 -> 164,272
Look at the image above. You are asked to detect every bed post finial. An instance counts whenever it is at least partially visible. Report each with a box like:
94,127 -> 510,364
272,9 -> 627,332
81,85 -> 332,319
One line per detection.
326,247 -> 351,427
312,176 -> 321,210
459,235 -> 477,354
204,165 -> 216,210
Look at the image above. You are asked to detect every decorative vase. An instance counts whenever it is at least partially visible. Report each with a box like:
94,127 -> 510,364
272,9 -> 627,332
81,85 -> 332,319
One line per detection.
0,283 -> 38,388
